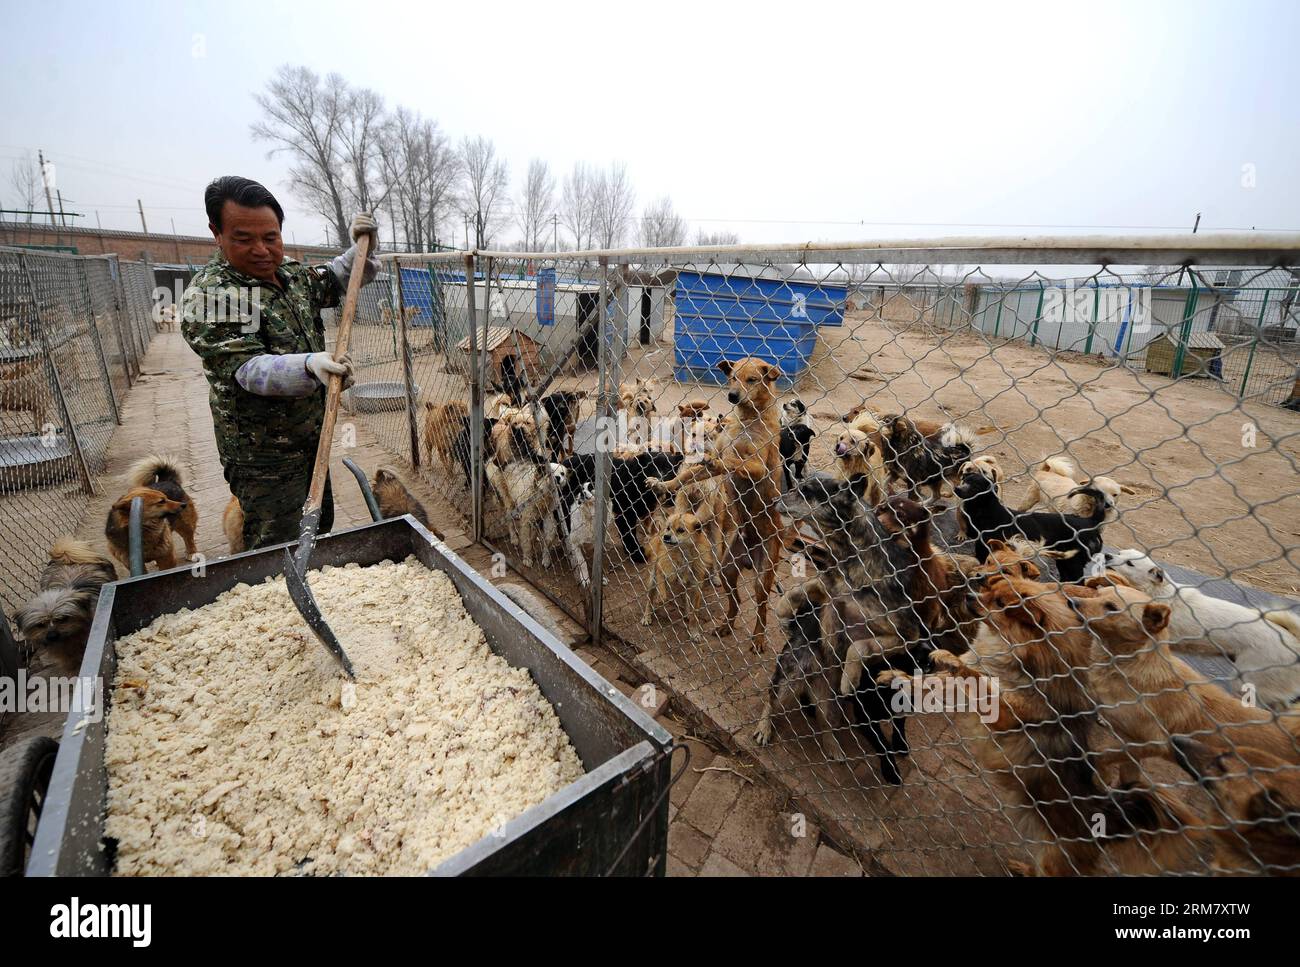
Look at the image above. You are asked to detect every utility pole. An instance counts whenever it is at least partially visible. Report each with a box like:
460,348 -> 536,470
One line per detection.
553,213 -> 558,252
56,190 -> 67,227
1192,212 -> 1201,234
137,199 -> 149,234
95,210 -> 102,230
171,217 -> 182,262
38,149 -> 57,226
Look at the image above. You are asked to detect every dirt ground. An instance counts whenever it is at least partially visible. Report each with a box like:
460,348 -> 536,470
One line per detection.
594,311 -> 1300,597
335,309 -> 1300,874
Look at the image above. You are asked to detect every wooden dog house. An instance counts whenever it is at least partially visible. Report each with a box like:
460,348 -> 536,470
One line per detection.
456,327 -> 541,387
1144,330 -> 1224,378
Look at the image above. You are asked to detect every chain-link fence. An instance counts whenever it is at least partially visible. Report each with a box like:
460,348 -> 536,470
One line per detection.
358,235 -> 1300,876
0,247 -> 157,614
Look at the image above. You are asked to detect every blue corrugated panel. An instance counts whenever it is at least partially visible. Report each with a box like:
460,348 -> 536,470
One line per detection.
535,267 -> 556,326
671,270 -> 846,388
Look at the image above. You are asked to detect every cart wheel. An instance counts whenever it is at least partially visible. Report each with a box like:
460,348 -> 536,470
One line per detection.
0,735 -> 58,876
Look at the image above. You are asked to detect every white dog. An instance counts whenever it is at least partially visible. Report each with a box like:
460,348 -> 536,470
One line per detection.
1017,456 -> 1133,522
486,459 -> 567,568
1101,548 -> 1300,709
564,481 -> 597,588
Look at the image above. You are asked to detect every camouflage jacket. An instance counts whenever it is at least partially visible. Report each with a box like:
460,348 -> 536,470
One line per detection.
181,252 -> 343,473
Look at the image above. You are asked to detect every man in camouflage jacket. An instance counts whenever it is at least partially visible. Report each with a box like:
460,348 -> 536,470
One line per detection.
182,176 -> 380,550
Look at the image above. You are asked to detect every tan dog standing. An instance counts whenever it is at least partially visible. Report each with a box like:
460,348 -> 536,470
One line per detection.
641,511 -> 713,642
648,357 -> 786,652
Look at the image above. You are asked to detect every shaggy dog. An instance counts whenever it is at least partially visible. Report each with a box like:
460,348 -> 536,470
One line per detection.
423,399 -> 470,471
830,427 -> 887,507
371,466 -> 430,528
122,454 -> 199,561
877,414 -> 975,501
106,456 -> 198,573
13,538 -> 117,673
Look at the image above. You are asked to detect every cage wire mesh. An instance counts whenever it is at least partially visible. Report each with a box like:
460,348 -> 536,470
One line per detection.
0,248 -> 155,614
4,236 -> 1297,876
369,240 -> 1300,876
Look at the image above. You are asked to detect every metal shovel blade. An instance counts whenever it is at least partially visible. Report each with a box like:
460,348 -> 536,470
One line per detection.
283,508 -> 356,679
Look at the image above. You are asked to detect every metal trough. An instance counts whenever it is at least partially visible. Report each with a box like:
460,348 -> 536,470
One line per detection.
28,517 -> 673,876
0,435 -> 75,492
346,380 -> 419,413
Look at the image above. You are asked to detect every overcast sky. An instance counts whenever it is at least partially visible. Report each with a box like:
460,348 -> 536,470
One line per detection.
2,0 -> 1298,250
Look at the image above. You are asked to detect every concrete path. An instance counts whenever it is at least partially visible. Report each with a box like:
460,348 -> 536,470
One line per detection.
6,331 -> 864,876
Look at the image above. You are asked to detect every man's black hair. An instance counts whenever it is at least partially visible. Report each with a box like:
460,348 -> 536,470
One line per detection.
205,176 -> 285,231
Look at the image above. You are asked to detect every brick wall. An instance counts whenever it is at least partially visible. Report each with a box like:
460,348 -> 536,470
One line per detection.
0,221 -> 338,265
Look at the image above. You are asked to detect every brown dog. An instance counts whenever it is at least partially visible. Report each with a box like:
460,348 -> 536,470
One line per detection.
1172,737 -> 1300,875
1,358 -> 53,433
114,454 -> 199,563
1067,580 -> 1300,784
914,575 -> 1198,875
831,427 -> 887,506
223,495 -> 244,554
105,488 -> 189,571
641,511 -> 714,641
648,357 -> 786,652
423,399 -> 470,471
371,466 -> 430,528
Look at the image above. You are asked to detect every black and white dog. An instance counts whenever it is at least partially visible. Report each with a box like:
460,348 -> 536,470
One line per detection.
779,399 -> 816,489
953,470 -> 1107,583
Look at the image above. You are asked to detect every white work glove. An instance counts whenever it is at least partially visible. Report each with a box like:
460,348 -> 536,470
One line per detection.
305,352 -> 354,390
350,212 -> 379,243
329,214 -> 381,290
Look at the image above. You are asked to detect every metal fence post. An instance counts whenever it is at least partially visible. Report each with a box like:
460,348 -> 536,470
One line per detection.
589,256 -> 611,645
105,257 -> 137,384
1240,289 -> 1268,397
1030,281 -> 1044,346
19,254 -> 95,495
141,253 -> 157,339
1172,283 -> 1198,379
465,253 -> 483,543
393,265 -> 421,468
1084,284 -> 1099,355
76,259 -> 121,425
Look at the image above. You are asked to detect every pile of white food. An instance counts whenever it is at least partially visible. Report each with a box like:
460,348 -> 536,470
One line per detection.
105,557 -> 585,875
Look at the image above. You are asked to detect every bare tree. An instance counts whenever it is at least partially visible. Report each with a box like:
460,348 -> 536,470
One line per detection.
592,162 -> 635,248
639,196 -> 687,248
694,229 -> 740,246
336,84 -> 392,215
516,159 -> 556,251
252,65 -> 352,244
457,136 -> 509,247
559,162 -> 595,250
377,108 -> 460,251
8,155 -> 41,222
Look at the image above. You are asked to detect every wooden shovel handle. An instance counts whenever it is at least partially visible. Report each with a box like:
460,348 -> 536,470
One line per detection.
305,233 -> 371,512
